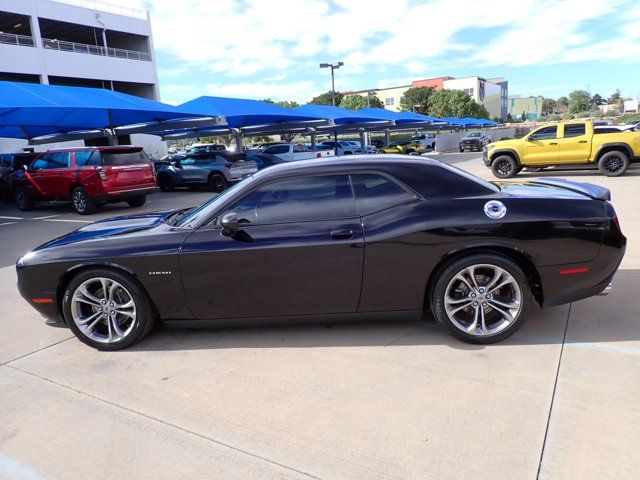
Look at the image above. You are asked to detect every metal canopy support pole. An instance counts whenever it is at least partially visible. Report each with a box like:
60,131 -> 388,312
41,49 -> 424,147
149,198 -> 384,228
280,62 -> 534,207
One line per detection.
309,128 -> 317,150
359,128 -> 366,151
232,129 -> 243,152
384,128 -> 391,146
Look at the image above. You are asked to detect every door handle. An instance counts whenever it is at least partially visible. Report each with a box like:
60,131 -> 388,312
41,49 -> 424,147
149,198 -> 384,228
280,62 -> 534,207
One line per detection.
578,140 -> 588,143
330,228 -> 354,240
549,142 -> 558,145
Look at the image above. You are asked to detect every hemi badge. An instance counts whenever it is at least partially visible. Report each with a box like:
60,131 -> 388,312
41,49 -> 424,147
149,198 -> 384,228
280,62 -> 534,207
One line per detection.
560,267 -> 589,275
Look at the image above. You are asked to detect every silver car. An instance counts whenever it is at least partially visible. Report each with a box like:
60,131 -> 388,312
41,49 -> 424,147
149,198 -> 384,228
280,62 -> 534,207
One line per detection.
156,152 -> 257,193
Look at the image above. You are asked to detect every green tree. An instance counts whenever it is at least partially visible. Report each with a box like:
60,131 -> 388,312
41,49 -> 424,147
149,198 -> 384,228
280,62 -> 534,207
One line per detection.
399,86 -> 435,114
591,93 -> 603,106
542,98 -> 556,115
608,89 -> 623,105
339,94 -> 383,110
427,89 -> 490,118
262,99 -> 300,109
568,90 -> 591,113
309,90 -> 344,106
520,111 -> 527,122
556,96 -> 569,111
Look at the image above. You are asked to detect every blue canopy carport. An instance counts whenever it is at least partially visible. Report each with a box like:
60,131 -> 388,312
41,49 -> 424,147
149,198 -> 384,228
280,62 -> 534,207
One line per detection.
0,81 -> 222,144
357,108 -> 450,145
294,105 -> 394,150
458,117 -> 497,128
172,96 -> 331,149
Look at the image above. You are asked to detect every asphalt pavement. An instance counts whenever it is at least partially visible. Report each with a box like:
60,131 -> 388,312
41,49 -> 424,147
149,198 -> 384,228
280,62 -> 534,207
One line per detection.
0,152 -> 638,480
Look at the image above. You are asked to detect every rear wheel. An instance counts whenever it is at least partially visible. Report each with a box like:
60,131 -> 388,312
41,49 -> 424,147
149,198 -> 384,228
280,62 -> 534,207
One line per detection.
598,150 -> 629,177
62,268 -> 156,351
14,188 -> 35,211
208,173 -> 228,193
491,155 -> 519,178
157,173 -> 174,192
459,147 -> 464,153
71,187 -> 96,215
430,254 -> 532,344
126,195 -> 146,208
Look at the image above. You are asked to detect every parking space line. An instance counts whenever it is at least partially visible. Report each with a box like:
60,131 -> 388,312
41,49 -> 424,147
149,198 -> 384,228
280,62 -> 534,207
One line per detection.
31,215 -> 60,220
0,222 -> 17,226
0,215 -> 23,220
43,218 -> 92,224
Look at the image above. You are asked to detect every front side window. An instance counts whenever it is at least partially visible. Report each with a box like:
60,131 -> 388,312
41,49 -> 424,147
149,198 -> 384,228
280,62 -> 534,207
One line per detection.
351,174 -> 416,215
31,154 -> 51,170
563,124 -> 586,138
226,175 -> 356,225
48,152 -> 70,168
529,126 -> 557,141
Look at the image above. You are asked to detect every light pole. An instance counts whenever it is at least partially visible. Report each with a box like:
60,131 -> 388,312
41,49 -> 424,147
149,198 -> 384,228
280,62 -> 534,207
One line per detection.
320,61 -> 343,153
319,61 -> 343,106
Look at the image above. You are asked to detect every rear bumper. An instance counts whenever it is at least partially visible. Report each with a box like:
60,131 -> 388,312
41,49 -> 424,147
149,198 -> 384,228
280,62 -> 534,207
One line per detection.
94,186 -> 157,203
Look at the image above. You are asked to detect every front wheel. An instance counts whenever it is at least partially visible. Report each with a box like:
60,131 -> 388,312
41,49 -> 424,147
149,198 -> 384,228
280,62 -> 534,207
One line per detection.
62,268 -> 156,350
430,254 -> 532,344
126,195 -> 146,208
157,173 -> 174,192
71,187 -> 96,215
459,148 -> 464,153
491,155 -> 519,178
598,150 -> 629,177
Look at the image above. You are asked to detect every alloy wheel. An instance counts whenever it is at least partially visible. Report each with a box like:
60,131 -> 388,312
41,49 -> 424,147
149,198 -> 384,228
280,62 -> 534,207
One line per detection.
604,154 -> 623,173
70,277 -> 137,344
73,190 -> 87,212
444,264 -> 522,337
496,160 -> 512,176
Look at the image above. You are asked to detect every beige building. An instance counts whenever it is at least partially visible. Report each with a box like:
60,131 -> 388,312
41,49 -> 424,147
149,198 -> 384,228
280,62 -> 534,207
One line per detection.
347,76 -> 508,119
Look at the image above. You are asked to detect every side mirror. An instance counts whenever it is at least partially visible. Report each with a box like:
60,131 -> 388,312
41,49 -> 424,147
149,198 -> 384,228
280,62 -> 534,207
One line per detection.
220,212 -> 239,236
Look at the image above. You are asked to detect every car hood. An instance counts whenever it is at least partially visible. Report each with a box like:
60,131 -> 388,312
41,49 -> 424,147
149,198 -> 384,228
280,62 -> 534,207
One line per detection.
487,138 -> 519,149
34,210 -> 175,251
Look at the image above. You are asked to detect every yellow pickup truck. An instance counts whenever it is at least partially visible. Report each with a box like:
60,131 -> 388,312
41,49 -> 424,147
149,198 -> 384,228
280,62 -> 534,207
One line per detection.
483,121 -> 640,178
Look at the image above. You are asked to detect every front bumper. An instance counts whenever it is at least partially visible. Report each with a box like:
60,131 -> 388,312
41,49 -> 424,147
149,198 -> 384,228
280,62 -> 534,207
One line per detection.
482,149 -> 491,166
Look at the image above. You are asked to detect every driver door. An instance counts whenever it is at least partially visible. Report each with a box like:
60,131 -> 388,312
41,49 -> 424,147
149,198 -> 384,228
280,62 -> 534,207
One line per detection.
521,125 -> 559,165
179,174 -> 364,320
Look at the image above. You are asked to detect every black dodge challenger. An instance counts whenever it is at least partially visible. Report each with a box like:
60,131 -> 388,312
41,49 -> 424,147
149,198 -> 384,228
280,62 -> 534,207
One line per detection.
17,156 -> 626,350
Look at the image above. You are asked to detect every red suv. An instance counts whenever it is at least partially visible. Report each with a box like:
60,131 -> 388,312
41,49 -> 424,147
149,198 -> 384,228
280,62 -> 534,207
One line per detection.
11,146 -> 157,214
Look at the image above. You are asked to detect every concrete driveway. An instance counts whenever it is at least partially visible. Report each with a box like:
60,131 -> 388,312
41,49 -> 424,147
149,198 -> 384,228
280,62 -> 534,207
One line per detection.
0,155 -> 638,479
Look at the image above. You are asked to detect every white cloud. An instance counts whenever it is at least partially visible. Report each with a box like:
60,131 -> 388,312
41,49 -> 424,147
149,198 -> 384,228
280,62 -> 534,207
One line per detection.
204,80 -> 319,103
104,0 -> 640,99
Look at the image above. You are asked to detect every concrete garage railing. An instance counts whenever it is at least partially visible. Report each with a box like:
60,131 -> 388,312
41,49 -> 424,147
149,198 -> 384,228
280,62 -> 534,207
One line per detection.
0,33 -> 35,47
42,38 -> 151,61
434,127 -> 516,152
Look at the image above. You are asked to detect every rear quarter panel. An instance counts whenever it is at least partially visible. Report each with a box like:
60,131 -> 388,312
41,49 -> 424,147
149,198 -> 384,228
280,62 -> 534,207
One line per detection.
591,132 -> 640,158
358,195 -> 606,312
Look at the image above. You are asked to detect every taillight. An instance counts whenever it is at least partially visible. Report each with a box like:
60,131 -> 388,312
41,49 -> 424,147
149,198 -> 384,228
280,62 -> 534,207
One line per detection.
317,152 -> 322,158
96,167 -> 107,181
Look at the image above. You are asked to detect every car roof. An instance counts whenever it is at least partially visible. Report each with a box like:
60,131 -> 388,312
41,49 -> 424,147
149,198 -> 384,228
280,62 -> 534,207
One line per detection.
43,146 -> 144,153
256,155 -> 441,177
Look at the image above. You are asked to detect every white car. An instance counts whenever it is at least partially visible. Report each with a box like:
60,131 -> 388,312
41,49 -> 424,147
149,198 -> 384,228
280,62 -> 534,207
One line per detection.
319,140 -> 364,156
410,133 -> 436,149
343,140 -> 376,154
261,143 -> 335,161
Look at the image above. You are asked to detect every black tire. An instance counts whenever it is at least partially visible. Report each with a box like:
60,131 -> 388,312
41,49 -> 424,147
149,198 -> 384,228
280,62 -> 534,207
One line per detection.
208,173 -> 228,193
491,155 -> 519,178
157,173 -> 174,192
14,188 -> 35,211
459,148 -> 464,153
71,186 -> 96,215
126,195 -> 146,208
598,150 -> 629,177
62,268 -> 156,351
430,254 -> 532,344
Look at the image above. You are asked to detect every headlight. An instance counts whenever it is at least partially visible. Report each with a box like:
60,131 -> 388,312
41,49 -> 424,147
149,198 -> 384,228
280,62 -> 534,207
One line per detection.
17,251 -> 37,267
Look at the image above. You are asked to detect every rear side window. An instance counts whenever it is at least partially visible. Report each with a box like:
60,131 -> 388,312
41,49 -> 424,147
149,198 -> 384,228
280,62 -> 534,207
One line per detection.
101,150 -> 149,165
75,150 -> 102,166
49,152 -> 70,168
351,174 -> 415,214
563,124 -> 586,138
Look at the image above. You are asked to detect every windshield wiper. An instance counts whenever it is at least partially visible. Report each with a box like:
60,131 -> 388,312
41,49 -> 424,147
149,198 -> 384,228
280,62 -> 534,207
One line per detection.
165,207 -> 193,226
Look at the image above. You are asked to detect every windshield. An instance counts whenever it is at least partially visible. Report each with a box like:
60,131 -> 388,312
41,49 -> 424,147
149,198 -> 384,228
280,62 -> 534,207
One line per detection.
173,178 -> 251,228
466,132 -> 482,138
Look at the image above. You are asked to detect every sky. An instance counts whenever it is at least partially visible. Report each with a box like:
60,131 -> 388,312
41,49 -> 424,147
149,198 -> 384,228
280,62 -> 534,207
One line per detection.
110,0 -> 640,105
